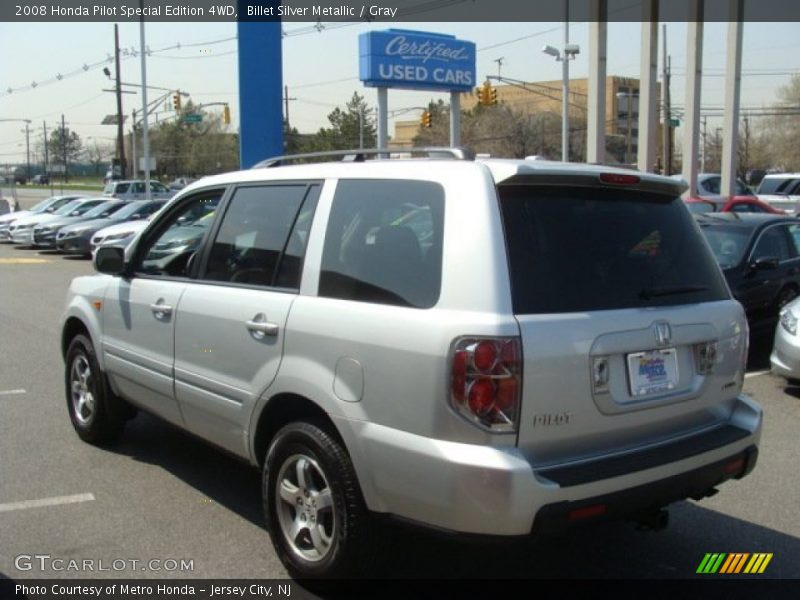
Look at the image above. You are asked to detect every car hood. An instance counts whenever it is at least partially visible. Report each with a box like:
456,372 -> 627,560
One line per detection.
0,210 -> 33,224
9,213 -> 63,227
36,215 -> 89,230
60,217 -> 118,234
94,219 -> 149,238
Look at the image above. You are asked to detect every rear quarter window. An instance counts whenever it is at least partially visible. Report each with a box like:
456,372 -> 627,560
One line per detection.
498,185 -> 730,313
319,179 -> 444,308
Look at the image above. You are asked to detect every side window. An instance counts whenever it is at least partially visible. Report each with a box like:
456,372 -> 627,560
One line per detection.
203,185 -> 317,288
788,225 -> 800,255
319,179 -> 444,308
137,192 -> 222,277
131,182 -> 144,194
731,203 -> 750,213
752,226 -> 791,262
701,177 -> 720,195
115,183 -> 130,195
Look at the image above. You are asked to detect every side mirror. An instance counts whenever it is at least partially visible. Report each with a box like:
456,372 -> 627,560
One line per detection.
94,246 -> 126,275
750,256 -> 779,271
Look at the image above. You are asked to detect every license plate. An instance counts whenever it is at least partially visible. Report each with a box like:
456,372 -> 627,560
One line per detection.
627,348 -> 679,397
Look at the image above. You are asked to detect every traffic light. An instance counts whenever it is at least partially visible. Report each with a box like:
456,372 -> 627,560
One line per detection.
223,105 -> 231,125
477,81 -> 497,106
421,110 -> 432,128
172,92 -> 181,111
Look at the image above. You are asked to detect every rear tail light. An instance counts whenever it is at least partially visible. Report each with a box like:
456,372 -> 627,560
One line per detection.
693,341 -> 718,375
450,336 -> 522,433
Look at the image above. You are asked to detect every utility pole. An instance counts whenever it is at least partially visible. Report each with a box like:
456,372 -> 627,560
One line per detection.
114,23 -> 127,179
61,114 -> 68,182
139,3 -> 151,199
42,121 -> 49,176
701,115 -> 707,172
661,24 -> 672,175
562,3 -> 570,162
131,109 -> 137,178
283,85 -> 297,128
625,89 -> 633,165
23,122 -> 30,181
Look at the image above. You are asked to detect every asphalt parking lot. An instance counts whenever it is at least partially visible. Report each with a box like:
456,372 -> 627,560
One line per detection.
1,199 -> 799,582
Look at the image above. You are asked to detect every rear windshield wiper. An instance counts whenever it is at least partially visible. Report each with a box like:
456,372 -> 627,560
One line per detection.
639,285 -> 709,300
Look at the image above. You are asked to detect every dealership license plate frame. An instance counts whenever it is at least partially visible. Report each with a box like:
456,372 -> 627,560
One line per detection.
627,347 -> 679,398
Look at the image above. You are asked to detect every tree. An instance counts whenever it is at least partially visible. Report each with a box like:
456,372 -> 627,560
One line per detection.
299,93 -> 376,152
84,141 -> 114,176
48,127 -> 83,180
764,74 -> 800,171
149,101 -> 238,178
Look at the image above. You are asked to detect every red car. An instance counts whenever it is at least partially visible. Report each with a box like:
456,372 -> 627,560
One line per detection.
684,196 -> 786,215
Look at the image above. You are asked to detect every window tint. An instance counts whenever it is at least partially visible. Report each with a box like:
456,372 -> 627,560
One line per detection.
700,176 -> 720,195
499,185 -> 729,313
138,192 -> 222,277
699,225 -> 751,269
115,183 -> 130,194
789,225 -> 800,254
752,226 -> 791,262
758,177 -> 796,195
319,179 -> 444,308
203,185 -> 318,288
730,202 -> 751,213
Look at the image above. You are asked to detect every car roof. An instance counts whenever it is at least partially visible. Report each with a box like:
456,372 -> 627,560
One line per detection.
185,153 -> 686,196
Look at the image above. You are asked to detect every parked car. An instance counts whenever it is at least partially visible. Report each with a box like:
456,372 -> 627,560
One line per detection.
103,180 -> 173,200
756,174 -> 800,214
31,174 -> 50,185
62,149 -> 760,578
57,200 -> 166,256
90,219 -> 152,256
32,200 -> 128,249
0,195 -> 84,241
169,177 -> 197,191
684,196 -> 785,214
696,213 -> 800,332
7,197 -> 101,245
771,295 -> 800,382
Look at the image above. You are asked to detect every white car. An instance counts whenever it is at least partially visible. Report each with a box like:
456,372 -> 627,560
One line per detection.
103,180 -> 174,201
757,173 -> 800,214
89,218 -> 151,256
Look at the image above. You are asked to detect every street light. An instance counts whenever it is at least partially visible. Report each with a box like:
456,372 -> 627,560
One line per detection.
541,42 -> 580,162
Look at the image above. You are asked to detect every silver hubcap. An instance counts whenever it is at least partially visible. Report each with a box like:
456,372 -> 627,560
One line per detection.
275,453 -> 335,562
70,355 -> 95,426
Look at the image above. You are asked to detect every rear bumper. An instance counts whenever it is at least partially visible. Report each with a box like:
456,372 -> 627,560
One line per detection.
335,394 -> 762,536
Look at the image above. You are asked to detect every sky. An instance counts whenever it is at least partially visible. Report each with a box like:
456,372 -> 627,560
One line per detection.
0,19 -> 799,165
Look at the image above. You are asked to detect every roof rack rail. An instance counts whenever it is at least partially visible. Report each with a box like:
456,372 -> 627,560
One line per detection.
251,146 -> 475,169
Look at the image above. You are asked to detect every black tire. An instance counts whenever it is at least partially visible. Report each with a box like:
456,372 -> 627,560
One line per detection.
65,334 -> 125,445
263,421 -> 375,579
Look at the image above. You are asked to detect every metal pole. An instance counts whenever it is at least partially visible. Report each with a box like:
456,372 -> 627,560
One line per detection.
682,4 -> 704,198
720,1 -> 744,198
139,6 -> 151,199
42,121 -> 48,177
661,25 -> 671,175
114,24 -> 126,179
24,123 -> 30,182
562,3 -> 570,162
377,87 -> 388,152
61,114 -> 68,183
131,110 -> 137,179
450,91 -> 461,147
359,108 -> 364,149
638,2 -> 658,172
587,1 -> 607,165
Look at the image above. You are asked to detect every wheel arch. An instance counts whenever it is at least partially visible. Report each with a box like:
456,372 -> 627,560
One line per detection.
252,393 -> 346,469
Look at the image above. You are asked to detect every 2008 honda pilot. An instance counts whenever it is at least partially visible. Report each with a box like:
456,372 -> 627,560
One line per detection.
61,148 -> 761,578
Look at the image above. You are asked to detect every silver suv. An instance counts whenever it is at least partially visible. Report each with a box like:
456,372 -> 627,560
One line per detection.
61,148 -> 761,578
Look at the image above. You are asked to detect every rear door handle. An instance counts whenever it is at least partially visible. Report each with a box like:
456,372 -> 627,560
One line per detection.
246,314 -> 278,339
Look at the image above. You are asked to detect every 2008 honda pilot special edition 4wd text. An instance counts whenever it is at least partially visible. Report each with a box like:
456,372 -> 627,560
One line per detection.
61,148 -> 761,578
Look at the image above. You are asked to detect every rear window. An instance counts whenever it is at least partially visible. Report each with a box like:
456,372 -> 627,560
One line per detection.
498,185 -> 729,313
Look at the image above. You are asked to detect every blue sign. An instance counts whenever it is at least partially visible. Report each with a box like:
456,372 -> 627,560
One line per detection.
359,29 -> 476,92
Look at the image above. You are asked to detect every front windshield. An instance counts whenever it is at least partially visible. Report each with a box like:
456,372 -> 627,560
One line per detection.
112,201 -> 153,220
30,198 -> 54,212
83,201 -> 124,219
698,225 -> 752,269
53,200 -> 85,216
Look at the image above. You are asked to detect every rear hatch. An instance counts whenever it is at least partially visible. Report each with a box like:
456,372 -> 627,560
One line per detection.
497,177 -> 748,468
